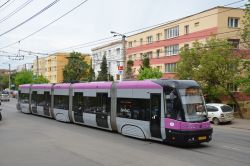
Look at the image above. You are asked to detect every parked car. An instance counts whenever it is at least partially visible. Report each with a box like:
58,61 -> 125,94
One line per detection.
0,91 -> 10,102
206,103 -> 234,125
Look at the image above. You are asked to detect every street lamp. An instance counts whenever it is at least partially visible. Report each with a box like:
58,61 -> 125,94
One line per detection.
111,31 -> 126,81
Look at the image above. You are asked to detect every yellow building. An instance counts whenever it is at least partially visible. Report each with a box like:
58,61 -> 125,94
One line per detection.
126,6 -> 245,78
33,53 -> 91,83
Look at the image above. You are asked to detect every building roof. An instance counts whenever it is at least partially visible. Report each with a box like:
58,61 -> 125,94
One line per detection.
91,40 -> 123,51
127,6 -> 244,38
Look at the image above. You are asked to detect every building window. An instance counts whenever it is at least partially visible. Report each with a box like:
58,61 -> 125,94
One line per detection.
165,26 -> 179,39
140,53 -> 143,60
108,50 -> 111,56
147,36 -> 153,44
156,49 -> 160,58
140,38 -> 143,45
116,48 -> 121,55
146,52 -> 153,59
228,17 -> 239,28
156,33 -> 161,41
165,45 -> 179,56
128,42 -> 133,48
133,54 -> 137,60
194,22 -> 199,27
165,63 -> 177,73
228,39 -> 240,49
184,25 -> 189,35
227,83 -> 238,92
129,55 -> 132,60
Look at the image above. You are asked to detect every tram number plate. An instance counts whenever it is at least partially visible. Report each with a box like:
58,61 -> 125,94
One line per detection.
198,136 -> 206,140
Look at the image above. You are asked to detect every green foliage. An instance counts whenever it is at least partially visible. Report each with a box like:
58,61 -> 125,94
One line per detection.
0,75 -> 9,89
63,52 -> 90,82
241,0 -> 250,48
33,75 -> 49,84
176,38 -> 242,102
140,54 -> 150,70
137,67 -> 163,80
87,59 -> 95,82
14,71 -> 33,87
14,71 -> 49,87
237,60 -> 250,93
97,55 -> 108,81
126,60 -> 134,79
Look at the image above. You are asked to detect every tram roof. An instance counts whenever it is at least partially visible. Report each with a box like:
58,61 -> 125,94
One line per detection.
152,79 -> 200,89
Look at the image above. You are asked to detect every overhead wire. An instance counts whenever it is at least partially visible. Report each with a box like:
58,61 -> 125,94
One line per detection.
0,0 -> 61,38
0,0 -> 34,24
45,0 -> 246,54
0,0 -> 11,9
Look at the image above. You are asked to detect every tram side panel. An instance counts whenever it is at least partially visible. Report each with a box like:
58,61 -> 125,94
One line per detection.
19,84 -> 31,114
30,84 -> 53,118
53,84 -> 71,122
71,82 -> 113,130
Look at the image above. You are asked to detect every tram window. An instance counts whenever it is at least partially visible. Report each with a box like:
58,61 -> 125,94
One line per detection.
83,93 -> 111,115
54,95 -> 69,110
20,93 -> 29,104
165,90 -> 182,120
31,91 -> 37,105
44,92 -> 51,106
37,94 -> 45,106
73,92 -> 84,113
117,98 -> 150,121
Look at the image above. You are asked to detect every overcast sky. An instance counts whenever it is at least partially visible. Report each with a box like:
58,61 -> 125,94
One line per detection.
0,0 -> 247,69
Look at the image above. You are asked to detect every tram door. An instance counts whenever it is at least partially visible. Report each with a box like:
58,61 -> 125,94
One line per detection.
150,94 -> 162,138
96,93 -> 109,128
73,92 -> 84,123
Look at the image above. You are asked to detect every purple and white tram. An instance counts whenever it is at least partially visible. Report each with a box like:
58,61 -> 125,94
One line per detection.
17,80 -> 213,144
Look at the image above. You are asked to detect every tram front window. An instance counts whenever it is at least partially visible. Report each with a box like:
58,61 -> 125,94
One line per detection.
179,88 -> 207,122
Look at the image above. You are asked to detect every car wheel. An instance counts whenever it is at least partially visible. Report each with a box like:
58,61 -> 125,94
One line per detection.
213,118 -> 220,125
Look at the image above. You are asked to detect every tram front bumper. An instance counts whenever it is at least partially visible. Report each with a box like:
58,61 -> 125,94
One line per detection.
164,128 -> 213,144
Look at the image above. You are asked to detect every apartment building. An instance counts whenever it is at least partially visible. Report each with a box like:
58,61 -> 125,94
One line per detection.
92,40 -> 123,81
33,53 -> 92,83
126,6 -> 245,79
33,53 -> 69,83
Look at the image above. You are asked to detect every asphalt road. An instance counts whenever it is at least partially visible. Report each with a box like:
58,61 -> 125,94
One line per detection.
0,98 -> 250,166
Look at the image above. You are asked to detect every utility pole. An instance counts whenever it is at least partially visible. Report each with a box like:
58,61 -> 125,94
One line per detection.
8,64 -> 11,90
36,55 -> 39,75
111,31 -> 126,80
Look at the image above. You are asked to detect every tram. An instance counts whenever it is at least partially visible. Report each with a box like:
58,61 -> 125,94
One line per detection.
17,80 -> 212,144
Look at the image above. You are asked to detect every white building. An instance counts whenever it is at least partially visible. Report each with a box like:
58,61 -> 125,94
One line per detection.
16,63 -> 33,72
91,40 -> 124,81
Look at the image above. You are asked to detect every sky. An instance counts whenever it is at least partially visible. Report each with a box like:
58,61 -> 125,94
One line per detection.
0,0 -> 248,69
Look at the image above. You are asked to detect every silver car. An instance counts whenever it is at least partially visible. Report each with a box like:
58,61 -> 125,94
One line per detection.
1,91 -> 10,102
206,103 -> 234,125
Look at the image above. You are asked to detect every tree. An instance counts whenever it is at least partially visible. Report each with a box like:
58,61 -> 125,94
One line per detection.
176,38 -> 244,118
33,75 -> 49,84
137,67 -> 163,80
14,71 -> 33,87
241,0 -> 250,48
87,59 -> 95,82
63,52 -> 90,82
0,75 -> 9,89
97,55 -> 108,81
14,71 -> 49,87
125,60 -> 134,80
137,54 -> 163,80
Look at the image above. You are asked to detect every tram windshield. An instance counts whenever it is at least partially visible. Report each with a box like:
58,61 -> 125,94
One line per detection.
178,88 -> 207,122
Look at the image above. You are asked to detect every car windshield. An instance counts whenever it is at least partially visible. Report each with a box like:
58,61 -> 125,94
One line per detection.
221,105 -> 233,112
179,88 -> 207,122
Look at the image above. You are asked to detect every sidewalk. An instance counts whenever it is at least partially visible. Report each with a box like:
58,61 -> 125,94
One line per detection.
226,118 -> 250,130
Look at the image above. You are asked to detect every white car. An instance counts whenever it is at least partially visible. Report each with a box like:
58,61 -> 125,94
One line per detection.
206,103 -> 234,125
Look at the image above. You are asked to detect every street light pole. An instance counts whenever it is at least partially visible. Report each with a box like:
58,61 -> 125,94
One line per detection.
111,31 -> 126,81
